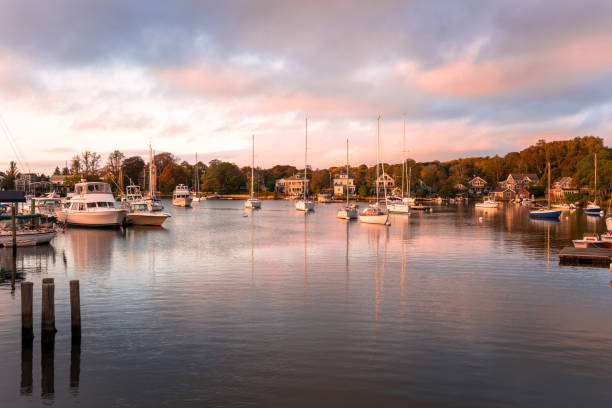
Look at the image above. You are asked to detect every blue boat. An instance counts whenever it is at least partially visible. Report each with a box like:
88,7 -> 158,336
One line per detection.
529,208 -> 562,219
584,202 -> 601,216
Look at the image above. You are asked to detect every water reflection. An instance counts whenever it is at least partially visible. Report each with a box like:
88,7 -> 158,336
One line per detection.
70,337 -> 81,395
68,228 -> 123,268
0,245 -> 55,286
41,335 -> 55,399
20,336 -> 33,395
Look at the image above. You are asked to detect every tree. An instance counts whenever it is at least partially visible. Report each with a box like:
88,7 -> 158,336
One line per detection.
1,161 -> 18,190
310,169 -> 330,195
106,150 -> 125,182
159,163 -> 187,193
121,156 -> 145,186
53,166 -> 61,175
81,151 -> 102,177
154,152 -> 177,175
70,155 -> 82,175
202,160 -> 245,194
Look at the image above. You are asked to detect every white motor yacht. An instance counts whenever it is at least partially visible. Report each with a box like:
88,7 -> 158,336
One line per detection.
475,199 -> 500,209
57,181 -> 126,227
125,200 -> 171,226
173,184 -> 192,207
31,192 -> 63,218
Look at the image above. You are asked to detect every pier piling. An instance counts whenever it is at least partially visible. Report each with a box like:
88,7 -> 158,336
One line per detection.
70,280 -> 81,337
41,278 -> 57,336
21,282 -> 34,339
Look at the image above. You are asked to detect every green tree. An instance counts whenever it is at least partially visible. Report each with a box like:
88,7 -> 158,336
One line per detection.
1,161 -> 19,190
202,160 -> 245,194
106,150 -> 125,183
53,166 -> 61,175
122,156 -> 146,186
159,163 -> 186,193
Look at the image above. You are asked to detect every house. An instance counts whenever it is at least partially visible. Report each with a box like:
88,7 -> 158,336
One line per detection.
333,171 -> 355,197
491,187 -> 515,200
15,173 -> 39,192
454,183 -> 467,192
551,177 -> 578,200
275,173 -> 310,196
502,173 -> 540,192
50,175 -> 67,185
468,176 -> 487,194
517,187 -> 531,199
373,173 -> 394,195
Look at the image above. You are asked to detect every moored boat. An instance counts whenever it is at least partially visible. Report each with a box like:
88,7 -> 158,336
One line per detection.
125,201 -> 170,226
0,228 -> 56,247
475,199 -> 499,209
173,184 -> 192,207
295,118 -> 314,212
529,158 -> 561,220
359,116 -> 389,226
245,135 -> 262,210
572,233 -> 610,248
58,181 -> 126,227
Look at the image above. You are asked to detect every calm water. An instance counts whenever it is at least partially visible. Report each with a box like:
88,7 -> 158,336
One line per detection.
1,200 -> 612,407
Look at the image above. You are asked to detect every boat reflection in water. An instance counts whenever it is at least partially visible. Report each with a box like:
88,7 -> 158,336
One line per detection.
68,228 -> 123,269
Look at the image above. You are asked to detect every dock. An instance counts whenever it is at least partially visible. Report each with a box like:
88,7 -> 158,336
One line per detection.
559,247 -> 612,265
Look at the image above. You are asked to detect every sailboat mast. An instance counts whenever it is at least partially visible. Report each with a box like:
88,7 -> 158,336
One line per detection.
251,135 -> 255,199
547,161 -> 551,208
402,114 -> 405,198
376,116 -> 380,203
346,138 -> 349,206
305,118 -> 308,200
195,152 -> 198,195
408,167 -> 411,199
595,152 -> 598,204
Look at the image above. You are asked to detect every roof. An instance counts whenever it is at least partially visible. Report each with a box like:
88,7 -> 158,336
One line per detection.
508,173 -> 539,181
0,190 -> 26,203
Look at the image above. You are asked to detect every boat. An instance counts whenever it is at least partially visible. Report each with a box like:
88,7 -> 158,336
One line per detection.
337,138 -> 358,220
475,199 -> 499,209
56,181 -> 126,227
122,185 -> 143,205
387,115 -> 410,214
0,227 -> 56,247
31,192 -> 63,219
551,203 -> 575,210
173,184 -> 192,207
245,135 -> 262,210
359,116 -> 389,226
606,216 -> 612,231
529,158 -> 561,220
317,193 -> 332,203
125,200 -> 171,226
584,152 -> 602,216
572,233 -> 610,248
295,118 -> 315,212
192,152 -> 201,203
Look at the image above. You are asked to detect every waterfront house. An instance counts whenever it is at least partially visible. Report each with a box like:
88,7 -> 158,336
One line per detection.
468,176 -> 487,195
491,187 -> 515,200
551,177 -> 578,200
333,171 -> 355,197
517,187 -> 531,200
502,173 -> 539,192
15,173 -> 39,192
373,173 -> 395,195
50,175 -> 67,185
275,173 -> 310,196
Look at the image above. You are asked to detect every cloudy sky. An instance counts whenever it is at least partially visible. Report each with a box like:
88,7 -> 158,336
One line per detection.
1,0 -> 611,173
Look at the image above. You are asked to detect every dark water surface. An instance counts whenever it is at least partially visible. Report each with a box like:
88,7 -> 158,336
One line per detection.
1,200 -> 611,407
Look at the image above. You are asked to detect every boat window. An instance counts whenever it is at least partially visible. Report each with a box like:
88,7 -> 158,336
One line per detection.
76,186 -> 83,194
87,184 -> 94,192
107,202 -> 115,207
87,203 -> 97,208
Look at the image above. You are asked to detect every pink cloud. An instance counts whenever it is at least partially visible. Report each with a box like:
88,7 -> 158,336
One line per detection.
408,33 -> 612,97
155,64 -> 257,97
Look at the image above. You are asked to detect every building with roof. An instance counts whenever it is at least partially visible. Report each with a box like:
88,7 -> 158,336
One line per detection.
333,171 -> 355,197
502,173 -> 540,191
275,173 -> 310,196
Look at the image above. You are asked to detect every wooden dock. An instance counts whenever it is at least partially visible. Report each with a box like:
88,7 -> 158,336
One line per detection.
559,247 -> 612,265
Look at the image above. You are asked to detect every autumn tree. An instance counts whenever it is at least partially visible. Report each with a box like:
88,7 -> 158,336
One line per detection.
106,150 -> 125,182
121,156 -> 145,186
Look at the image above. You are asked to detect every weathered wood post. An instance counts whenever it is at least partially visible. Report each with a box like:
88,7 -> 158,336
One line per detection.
21,282 -> 34,339
30,199 -> 35,226
41,278 -> 57,336
41,334 -> 55,397
11,203 -> 17,291
70,280 -> 81,338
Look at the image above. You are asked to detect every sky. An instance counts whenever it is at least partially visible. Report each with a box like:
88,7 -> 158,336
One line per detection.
1,0 -> 612,174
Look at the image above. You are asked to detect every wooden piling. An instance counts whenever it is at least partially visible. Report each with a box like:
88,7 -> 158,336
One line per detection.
41,278 -> 57,335
70,280 -> 81,336
70,335 -> 81,393
41,334 -> 55,397
21,282 -> 34,339
20,335 -> 33,395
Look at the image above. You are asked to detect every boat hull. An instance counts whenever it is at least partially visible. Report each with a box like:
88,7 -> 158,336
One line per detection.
245,199 -> 262,209
173,197 -> 192,207
607,217 -> 612,231
295,200 -> 315,212
387,203 -> 410,214
529,210 -> 562,219
66,210 -> 126,227
0,231 -> 56,247
358,214 -> 389,225
125,213 -> 169,226
336,207 -> 358,220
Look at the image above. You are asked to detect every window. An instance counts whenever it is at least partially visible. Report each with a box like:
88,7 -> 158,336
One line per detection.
87,203 -> 97,208
107,202 -> 115,207
76,186 -> 83,194
88,185 -> 95,192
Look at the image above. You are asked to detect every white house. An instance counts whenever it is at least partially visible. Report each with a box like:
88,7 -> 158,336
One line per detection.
333,172 -> 355,196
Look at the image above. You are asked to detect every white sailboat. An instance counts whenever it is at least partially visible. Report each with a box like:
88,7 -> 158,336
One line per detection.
192,152 -> 201,203
146,144 -> 163,211
387,114 -> 410,214
529,159 -> 562,219
584,152 -> 602,216
296,118 -> 315,212
337,138 -> 358,220
245,135 -> 262,209
359,116 -> 389,225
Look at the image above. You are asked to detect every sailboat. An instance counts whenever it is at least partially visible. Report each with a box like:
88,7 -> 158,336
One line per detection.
584,152 -> 602,216
145,144 -> 164,211
387,115 -> 410,214
245,135 -> 262,209
359,116 -> 389,225
295,118 -> 315,212
336,138 -> 358,219
529,157 -> 561,219
192,152 -> 200,203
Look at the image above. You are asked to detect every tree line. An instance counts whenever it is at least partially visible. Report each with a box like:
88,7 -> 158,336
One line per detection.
1,136 -> 610,196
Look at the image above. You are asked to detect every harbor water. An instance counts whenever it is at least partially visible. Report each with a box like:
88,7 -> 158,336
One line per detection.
1,200 -> 612,407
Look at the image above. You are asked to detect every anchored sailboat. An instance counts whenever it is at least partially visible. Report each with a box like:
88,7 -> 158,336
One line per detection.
337,138 -> 358,219
584,152 -> 602,216
296,118 -> 315,212
387,115 -> 410,214
529,151 -> 561,219
245,135 -> 262,209
359,116 -> 389,225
